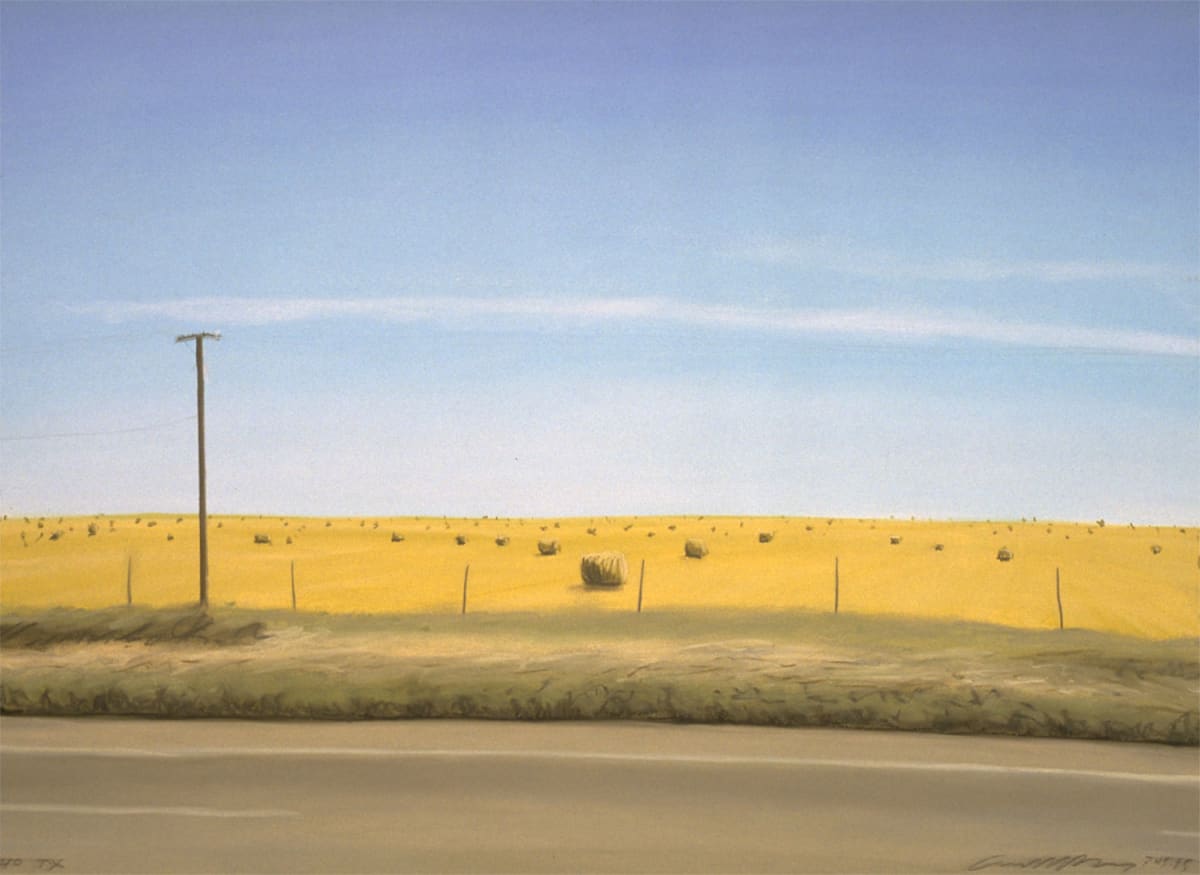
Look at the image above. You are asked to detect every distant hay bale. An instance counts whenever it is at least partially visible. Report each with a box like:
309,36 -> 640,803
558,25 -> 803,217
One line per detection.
87,523 -> 98,537
889,536 -> 902,545
167,534 -> 175,541
253,533 -> 272,545
934,543 -> 944,551
586,528 -> 597,536
285,535 -> 293,545
758,532 -> 774,543
684,539 -> 709,559
391,532 -> 405,543
1151,544 -> 1162,555
49,530 -> 64,541
996,547 -> 1013,562
455,534 -> 468,546
146,520 -> 157,528
495,536 -> 509,547
647,531 -> 656,538
537,539 -> 561,556
668,524 -> 677,531
581,551 -> 628,588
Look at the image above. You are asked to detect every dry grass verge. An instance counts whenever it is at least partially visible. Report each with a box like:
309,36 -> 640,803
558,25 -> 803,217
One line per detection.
1,607 -> 1196,745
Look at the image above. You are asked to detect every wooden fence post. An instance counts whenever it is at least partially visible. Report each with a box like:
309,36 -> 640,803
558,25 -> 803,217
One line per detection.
126,555 -> 132,606
636,559 -> 645,613
461,564 -> 470,615
291,560 -> 297,611
834,556 -> 839,615
1056,567 -> 1064,630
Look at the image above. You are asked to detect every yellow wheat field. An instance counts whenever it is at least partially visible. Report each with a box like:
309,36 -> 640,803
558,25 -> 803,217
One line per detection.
1,514 -> 1196,639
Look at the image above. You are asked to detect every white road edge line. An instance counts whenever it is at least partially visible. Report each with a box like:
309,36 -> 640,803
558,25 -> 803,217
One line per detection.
1,803 -> 299,819
3,745 -> 1196,786
1159,830 -> 1200,838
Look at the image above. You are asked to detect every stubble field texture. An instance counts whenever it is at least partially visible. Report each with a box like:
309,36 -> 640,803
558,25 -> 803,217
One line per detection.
2,514 -> 1195,639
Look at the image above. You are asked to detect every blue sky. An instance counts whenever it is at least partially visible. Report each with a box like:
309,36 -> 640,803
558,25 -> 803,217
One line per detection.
2,1 -> 1197,522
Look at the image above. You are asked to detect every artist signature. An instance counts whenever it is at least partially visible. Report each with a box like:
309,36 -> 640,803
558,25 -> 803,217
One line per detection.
0,861 -> 65,872
969,855 -> 1198,873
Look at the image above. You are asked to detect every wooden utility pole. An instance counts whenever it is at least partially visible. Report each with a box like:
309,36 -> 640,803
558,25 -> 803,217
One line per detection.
176,332 -> 220,608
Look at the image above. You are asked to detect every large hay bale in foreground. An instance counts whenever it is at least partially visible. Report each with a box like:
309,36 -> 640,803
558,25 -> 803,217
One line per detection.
581,551 -> 628,587
684,539 -> 709,559
537,539 -> 561,556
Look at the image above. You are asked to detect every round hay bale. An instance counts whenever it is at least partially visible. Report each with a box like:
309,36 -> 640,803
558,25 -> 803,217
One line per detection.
391,532 -> 405,543
253,533 -> 271,545
580,551 -> 628,587
1151,544 -> 1162,555
684,538 -> 709,559
495,535 -> 510,547
889,536 -> 902,545
455,534 -> 468,546
537,539 -> 561,556
758,532 -> 774,543
996,547 -> 1013,562
586,527 -> 598,536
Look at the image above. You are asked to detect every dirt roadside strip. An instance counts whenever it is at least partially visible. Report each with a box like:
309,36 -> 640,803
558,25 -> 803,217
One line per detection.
1,607 -> 1196,744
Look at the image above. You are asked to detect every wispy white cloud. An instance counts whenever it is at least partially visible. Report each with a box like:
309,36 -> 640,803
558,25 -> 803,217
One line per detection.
737,237 -> 1184,284
67,296 -> 1200,358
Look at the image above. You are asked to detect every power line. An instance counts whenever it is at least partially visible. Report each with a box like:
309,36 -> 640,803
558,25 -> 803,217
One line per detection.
0,415 -> 197,442
0,329 -> 172,357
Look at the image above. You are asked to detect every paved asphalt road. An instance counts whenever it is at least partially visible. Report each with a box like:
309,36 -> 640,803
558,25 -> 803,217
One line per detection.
1,718 -> 1197,874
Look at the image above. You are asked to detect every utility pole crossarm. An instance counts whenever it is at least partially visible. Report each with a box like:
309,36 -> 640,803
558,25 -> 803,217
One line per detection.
177,331 -> 220,608
176,331 -> 222,344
